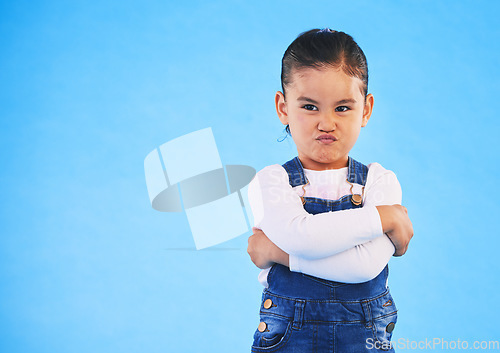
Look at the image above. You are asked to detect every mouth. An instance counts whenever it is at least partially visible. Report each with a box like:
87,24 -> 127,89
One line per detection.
316,134 -> 337,144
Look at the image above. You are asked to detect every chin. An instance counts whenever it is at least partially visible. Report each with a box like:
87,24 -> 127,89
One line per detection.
315,152 -> 339,163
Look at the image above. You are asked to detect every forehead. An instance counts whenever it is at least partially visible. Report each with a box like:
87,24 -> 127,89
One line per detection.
288,66 -> 365,100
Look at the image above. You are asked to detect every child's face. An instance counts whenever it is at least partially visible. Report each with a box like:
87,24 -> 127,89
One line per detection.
275,66 -> 374,170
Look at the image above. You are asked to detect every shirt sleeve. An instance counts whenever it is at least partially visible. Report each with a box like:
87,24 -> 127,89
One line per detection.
288,163 -> 402,282
247,164 -> 385,260
289,236 -> 395,283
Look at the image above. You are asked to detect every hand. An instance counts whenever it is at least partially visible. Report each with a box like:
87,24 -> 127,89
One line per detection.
247,227 -> 289,269
376,205 -> 414,257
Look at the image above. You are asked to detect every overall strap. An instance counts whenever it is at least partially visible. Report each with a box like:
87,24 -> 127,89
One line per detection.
281,156 -> 309,187
282,156 -> 369,187
347,156 -> 368,186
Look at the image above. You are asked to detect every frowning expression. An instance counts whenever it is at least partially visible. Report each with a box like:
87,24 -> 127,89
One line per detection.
275,66 -> 374,170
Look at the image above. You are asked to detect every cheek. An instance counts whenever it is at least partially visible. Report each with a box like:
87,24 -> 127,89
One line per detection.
295,114 -> 310,127
350,121 -> 362,134
290,113 -> 314,131
341,120 -> 362,141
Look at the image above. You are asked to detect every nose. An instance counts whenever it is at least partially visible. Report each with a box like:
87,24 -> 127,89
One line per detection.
318,111 -> 336,132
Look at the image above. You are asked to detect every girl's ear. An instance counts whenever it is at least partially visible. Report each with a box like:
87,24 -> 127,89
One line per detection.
275,91 -> 289,125
361,93 -> 374,127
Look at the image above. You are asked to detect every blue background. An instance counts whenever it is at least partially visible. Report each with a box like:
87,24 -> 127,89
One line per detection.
1,1 -> 499,352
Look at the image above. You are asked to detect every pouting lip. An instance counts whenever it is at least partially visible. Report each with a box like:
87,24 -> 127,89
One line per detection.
316,134 -> 337,141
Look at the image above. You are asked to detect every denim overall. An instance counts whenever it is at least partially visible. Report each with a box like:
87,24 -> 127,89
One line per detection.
251,156 -> 398,353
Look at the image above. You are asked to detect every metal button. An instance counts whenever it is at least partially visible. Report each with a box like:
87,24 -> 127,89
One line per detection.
258,321 -> 267,332
351,194 -> 362,205
263,299 -> 273,309
386,322 -> 395,333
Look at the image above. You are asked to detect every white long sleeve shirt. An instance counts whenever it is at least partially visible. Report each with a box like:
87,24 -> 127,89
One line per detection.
247,161 -> 401,287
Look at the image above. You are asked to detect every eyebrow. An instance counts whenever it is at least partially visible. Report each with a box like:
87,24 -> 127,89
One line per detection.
296,96 -> 357,105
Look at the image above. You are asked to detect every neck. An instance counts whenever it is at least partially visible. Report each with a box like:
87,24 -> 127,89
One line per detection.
298,154 -> 349,171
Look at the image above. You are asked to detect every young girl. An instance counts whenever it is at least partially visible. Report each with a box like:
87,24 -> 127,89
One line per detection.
247,29 -> 413,352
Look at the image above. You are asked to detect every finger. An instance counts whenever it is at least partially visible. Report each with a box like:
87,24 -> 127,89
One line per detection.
395,244 -> 407,257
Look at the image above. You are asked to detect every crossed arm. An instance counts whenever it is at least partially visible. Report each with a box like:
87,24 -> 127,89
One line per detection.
246,164 -> 414,283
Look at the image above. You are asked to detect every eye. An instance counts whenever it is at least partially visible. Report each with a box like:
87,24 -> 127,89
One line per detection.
303,104 -> 318,111
335,106 -> 350,112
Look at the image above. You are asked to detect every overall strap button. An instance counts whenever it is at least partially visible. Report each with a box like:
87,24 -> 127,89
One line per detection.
386,322 -> 395,333
351,194 -> 362,205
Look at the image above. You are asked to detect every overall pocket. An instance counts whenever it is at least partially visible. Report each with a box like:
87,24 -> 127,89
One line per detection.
371,310 -> 397,351
251,314 -> 294,351
370,290 -> 398,352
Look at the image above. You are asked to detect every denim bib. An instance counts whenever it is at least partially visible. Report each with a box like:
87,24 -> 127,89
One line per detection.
251,156 -> 398,352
